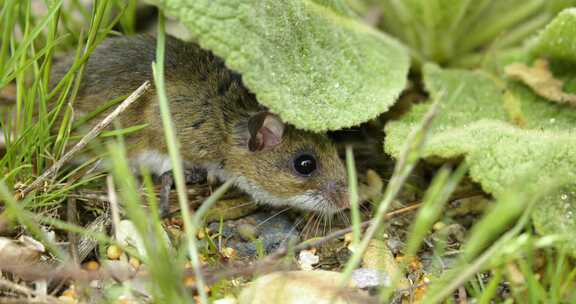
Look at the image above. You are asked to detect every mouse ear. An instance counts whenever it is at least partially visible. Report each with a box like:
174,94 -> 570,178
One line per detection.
248,112 -> 285,152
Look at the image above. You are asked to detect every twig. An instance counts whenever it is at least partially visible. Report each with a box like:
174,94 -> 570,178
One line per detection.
202,202 -> 423,284
17,81 -> 150,199
290,203 -> 422,253
0,81 -> 149,234
77,211 -> 111,262
67,196 -> 79,264
0,278 -> 60,304
0,297 -> 57,304
107,175 -> 121,239
0,203 -> 422,285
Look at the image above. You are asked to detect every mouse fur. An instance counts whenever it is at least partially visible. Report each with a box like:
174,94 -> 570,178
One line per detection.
51,34 -> 349,215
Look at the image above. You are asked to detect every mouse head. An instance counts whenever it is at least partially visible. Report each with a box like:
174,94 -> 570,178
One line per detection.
223,112 -> 349,215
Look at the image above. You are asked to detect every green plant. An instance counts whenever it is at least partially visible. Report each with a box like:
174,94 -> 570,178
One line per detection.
1,0 -> 576,303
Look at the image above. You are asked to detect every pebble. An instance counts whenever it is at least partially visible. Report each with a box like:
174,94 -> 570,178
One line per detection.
298,249 -> 319,270
238,271 -> 370,304
208,211 -> 299,257
361,239 -> 409,289
351,268 -> 390,289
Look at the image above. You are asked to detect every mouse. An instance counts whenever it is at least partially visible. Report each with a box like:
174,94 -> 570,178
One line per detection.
51,34 -> 350,217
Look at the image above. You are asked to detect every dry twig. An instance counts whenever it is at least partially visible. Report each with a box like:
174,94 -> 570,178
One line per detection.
17,81 -> 151,199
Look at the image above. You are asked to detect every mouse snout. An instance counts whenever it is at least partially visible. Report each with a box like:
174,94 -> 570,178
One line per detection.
323,180 -> 349,210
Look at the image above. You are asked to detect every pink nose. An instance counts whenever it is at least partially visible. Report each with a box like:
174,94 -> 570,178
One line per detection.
324,181 -> 349,210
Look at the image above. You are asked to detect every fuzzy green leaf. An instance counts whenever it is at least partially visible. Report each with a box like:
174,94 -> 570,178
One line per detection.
385,64 -> 576,251
385,64 -> 576,193
153,0 -> 409,131
535,8 -> 576,63
532,184 -> 576,253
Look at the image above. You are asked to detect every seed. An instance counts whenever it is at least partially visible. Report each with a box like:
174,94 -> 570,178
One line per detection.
83,260 -> 99,271
129,256 -> 140,268
107,245 -> 122,260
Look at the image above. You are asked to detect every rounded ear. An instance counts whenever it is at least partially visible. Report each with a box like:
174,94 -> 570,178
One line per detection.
248,112 -> 285,151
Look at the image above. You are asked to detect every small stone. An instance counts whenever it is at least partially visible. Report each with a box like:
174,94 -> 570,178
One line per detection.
361,239 -> 409,289
238,271 -> 368,304
351,268 -> 390,289
298,249 -> 319,271
107,245 -> 122,260
237,223 -> 258,241
212,211 -> 299,258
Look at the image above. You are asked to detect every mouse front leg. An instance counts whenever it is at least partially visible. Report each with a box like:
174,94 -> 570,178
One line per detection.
158,167 -> 207,218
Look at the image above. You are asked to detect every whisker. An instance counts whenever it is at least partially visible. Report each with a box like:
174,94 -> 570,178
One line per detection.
301,214 -> 316,239
287,216 -> 305,237
312,212 -> 322,238
338,209 -> 351,227
359,203 -> 373,219
257,206 -> 292,228
321,213 -> 327,237
220,200 -> 257,212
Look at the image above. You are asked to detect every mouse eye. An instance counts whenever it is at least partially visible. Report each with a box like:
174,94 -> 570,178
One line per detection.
293,153 -> 317,176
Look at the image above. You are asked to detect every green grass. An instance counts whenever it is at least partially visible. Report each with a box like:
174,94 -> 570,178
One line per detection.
0,1 -> 574,303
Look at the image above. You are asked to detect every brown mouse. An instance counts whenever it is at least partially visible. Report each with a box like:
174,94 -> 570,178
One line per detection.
51,35 -> 349,216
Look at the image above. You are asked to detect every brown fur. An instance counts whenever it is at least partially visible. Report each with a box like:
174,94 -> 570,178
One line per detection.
51,35 -> 348,213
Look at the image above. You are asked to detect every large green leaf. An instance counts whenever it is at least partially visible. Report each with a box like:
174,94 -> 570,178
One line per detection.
384,64 -> 576,250
532,184 -> 576,253
154,0 -> 409,131
535,8 -> 576,64
385,64 -> 576,194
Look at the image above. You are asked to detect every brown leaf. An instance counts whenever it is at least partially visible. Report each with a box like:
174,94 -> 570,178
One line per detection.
505,59 -> 576,106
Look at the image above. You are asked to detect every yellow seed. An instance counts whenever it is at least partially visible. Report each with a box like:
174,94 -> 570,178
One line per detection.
184,276 -> 196,287
115,297 -> 136,304
222,247 -> 237,260
84,260 -> 99,271
344,233 -> 353,244
432,221 -> 446,231
61,288 -> 76,298
197,229 -> 206,239
129,256 -> 140,269
197,227 -> 210,239
107,245 -> 123,260
58,296 -> 78,304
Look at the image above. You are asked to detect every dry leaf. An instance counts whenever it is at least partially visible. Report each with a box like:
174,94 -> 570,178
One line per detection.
505,59 -> 576,106
0,236 -> 44,266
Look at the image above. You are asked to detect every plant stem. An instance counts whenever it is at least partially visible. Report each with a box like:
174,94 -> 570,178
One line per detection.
152,11 -> 209,304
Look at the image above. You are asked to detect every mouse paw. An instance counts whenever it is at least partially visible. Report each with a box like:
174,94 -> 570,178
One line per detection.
158,167 -> 207,218
184,167 -> 207,184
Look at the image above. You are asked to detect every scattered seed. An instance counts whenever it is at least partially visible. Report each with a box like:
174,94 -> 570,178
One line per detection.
107,245 -> 122,260
83,260 -> 99,271
129,256 -> 141,269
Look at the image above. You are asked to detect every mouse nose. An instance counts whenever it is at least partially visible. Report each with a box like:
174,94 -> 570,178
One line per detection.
324,181 -> 350,210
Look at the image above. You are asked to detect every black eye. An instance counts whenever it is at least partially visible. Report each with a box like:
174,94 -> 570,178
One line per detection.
293,153 -> 317,176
